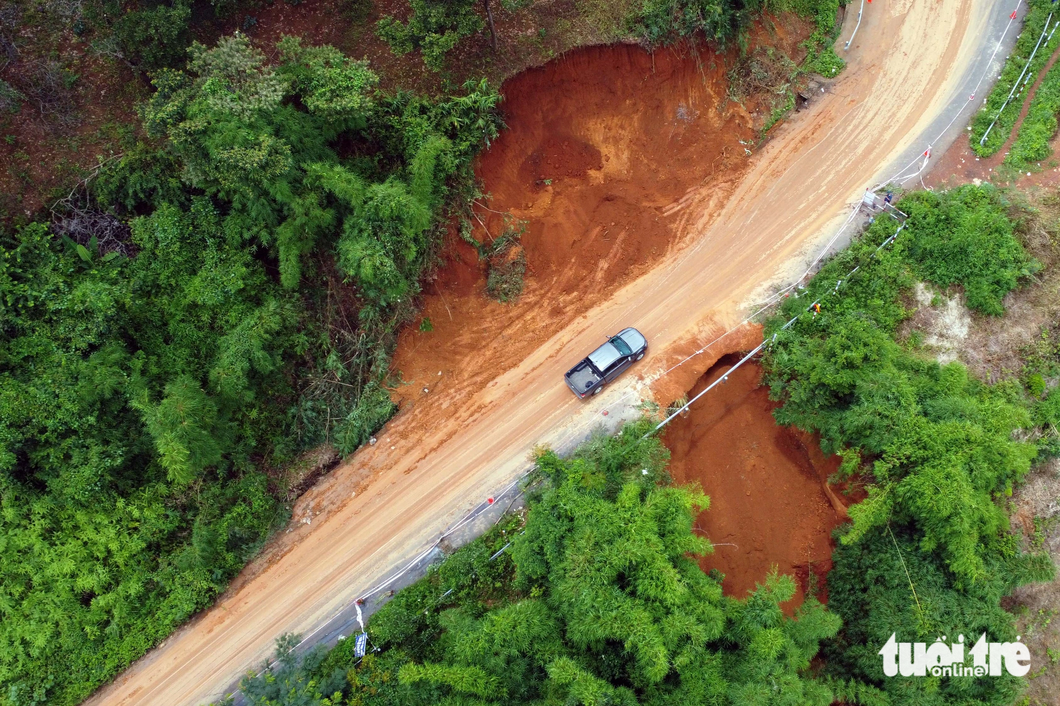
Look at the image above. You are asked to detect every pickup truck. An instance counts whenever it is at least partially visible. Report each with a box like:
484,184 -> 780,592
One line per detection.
564,327 -> 647,398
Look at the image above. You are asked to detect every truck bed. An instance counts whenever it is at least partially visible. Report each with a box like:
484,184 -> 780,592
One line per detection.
565,361 -> 600,395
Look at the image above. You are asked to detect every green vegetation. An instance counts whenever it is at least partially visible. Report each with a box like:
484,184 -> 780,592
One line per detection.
0,214 -> 286,705
108,0 -> 193,72
485,241 -> 527,303
628,0 -> 751,47
787,0 -> 846,78
377,0 -> 485,71
0,32 -> 501,706
728,46 -> 803,136
225,421 -> 844,705
970,0 -> 1060,157
763,184 -> 1056,704
629,0 -> 843,69
1004,55 -> 1060,170
372,0 -> 844,76
0,80 -> 21,114
2,0 -> 253,76
766,186 -> 1042,580
892,187 -> 1037,315
1022,326 -> 1060,458
826,526 -> 1035,705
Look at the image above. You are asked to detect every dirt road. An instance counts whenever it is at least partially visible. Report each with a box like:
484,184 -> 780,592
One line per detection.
89,2 -> 1005,704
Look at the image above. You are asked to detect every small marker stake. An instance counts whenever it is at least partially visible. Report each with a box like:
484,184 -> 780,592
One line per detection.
602,410 -> 609,416
487,497 -> 495,505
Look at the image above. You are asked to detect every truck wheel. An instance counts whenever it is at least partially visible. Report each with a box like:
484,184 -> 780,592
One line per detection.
636,352 -> 644,361
593,386 -> 603,395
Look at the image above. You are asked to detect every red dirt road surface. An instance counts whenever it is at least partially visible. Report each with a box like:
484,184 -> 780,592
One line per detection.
88,2 -> 997,704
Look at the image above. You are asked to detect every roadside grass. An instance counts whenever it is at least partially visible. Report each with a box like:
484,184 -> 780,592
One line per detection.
970,0 -> 1060,157
574,0 -> 637,43
794,0 -> 845,78
1005,52 -> 1060,171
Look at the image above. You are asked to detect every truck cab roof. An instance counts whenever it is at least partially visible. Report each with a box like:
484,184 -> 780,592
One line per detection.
586,329 -> 644,372
587,341 -> 625,372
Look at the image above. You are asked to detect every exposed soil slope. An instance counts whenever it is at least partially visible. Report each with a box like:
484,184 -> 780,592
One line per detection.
393,38 -> 779,409
87,3 -> 994,704
663,356 -> 844,611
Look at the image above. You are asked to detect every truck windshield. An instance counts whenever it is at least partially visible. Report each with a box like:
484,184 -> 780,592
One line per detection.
610,336 -> 632,356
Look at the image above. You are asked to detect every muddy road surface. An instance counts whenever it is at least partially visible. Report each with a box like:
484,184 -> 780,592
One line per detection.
89,2 -> 1006,704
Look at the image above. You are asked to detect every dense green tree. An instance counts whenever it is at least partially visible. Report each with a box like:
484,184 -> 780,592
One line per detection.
110,0 -> 192,71
762,184 -> 1055,703
136,375 -> 225,486
826,526 -> 1050,706
0,209 -> 288,704
1,31 -> 503,704
137,33 -> 498,299
764,185 -> 1040,583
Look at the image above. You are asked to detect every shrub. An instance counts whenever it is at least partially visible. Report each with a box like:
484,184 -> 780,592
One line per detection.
804,42 -> 844,78
111,0 -> 192,71
376,0 -> 484,71
897,186 -> 1036,315
333,381 -> 397,455
485,242 -> 526,303
0,78 -> 21,113
628,0 -> 742,47
18,59 -> 79,127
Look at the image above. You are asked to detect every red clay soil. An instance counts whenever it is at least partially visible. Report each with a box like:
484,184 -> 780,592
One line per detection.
662,355 -> 848,612
390,24 -> 815,409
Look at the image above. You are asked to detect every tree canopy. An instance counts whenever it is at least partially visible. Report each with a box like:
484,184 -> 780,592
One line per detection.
763,184 -> 1055,704
0,33 -> 501,705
